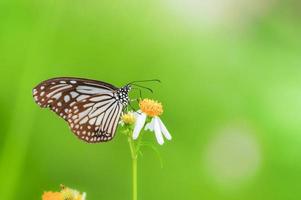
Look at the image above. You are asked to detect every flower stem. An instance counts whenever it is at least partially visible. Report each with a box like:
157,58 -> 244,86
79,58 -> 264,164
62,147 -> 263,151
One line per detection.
132,156 -> 137,200
128,136 -> 138,200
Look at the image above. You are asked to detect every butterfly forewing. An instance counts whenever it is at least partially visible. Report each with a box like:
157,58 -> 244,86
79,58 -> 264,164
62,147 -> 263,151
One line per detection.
32,77 -> 126,143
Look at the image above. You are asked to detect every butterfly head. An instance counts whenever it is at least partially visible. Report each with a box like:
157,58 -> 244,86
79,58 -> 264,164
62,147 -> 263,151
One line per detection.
115,85 -> 131,106
123,84 -> 132,92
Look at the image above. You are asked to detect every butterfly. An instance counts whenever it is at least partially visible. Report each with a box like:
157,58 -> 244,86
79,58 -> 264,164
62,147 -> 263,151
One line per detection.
32,77 -> 158,143
32,77 -> 135,143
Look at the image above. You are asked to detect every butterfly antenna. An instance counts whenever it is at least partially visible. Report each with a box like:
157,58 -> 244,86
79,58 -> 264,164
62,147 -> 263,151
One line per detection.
128,79 -> 161,85
131,84 -> 153,93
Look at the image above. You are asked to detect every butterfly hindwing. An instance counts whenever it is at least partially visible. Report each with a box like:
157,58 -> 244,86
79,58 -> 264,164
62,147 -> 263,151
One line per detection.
66,94 -> 123,143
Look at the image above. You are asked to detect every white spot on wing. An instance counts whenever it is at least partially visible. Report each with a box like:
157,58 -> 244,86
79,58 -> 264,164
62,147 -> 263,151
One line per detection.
64,95 -> 70,102
83,103 -> 94,108
50,84 -> 67,90
52,92 -> 62,100
89,118 -> 96,125
47,85 -> 72,97
70,92 -> 79,98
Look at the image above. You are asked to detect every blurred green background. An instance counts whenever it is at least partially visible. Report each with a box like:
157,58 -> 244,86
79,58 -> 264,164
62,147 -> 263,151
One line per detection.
1,0 -> 301,199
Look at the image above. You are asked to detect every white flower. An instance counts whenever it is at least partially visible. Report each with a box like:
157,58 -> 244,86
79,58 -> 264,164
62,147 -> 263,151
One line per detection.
145,116 -> 172,145
132,99 -> 172,145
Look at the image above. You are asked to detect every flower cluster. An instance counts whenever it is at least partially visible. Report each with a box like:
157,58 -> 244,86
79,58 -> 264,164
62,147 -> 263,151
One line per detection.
38,91 -> 170,200
42,185 -> 86,200
121,98 -> 172,145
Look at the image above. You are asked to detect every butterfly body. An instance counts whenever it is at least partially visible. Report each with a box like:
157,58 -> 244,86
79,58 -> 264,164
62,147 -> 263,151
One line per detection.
114,85 -> 131,106
33,77 -> 131,143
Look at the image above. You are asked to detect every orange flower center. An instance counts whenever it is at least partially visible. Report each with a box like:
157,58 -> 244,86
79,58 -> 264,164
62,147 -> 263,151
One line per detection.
139,99 -> 163,117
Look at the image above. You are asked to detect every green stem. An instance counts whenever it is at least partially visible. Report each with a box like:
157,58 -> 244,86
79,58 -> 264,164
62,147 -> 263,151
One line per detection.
128,136 -> 138,200
132,156 -> 137,200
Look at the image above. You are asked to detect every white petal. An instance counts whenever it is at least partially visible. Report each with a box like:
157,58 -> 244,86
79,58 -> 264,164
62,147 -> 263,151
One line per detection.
158,117 -> 172,140
132,113 -> 147,140
154,117 -> 164,145
145,117 -> 155,131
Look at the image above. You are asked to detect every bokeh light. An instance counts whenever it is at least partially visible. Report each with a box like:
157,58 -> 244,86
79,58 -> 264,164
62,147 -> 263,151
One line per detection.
163,0 -> 273,28
204,122 -> 261,189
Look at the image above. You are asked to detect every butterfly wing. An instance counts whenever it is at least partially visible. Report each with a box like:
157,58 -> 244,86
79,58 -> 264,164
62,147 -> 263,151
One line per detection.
67,94 -> 123,142
33,77 -> 124,143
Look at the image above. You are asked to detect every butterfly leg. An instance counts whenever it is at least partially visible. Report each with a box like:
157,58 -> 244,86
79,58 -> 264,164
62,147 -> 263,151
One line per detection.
128,101 -> 138,112
138,88 -> 142,99
126,101 -> 143,116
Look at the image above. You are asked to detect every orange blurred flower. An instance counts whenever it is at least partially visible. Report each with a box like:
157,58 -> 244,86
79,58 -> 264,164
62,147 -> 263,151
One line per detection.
42,185 -> 86,200
42,192 -> 63,200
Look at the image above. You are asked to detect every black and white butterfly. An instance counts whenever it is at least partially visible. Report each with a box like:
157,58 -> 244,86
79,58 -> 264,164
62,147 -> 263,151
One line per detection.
32,77 -> 137,143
